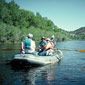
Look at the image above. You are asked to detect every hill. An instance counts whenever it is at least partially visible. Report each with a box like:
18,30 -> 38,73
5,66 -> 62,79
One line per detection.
0,0 -> 81,44
73,27 -> 85,35
70,27 -> 85,40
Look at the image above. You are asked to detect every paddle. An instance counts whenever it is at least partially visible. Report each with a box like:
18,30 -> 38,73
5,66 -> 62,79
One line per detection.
0,48 -> 85,52
56,48 -> 85,52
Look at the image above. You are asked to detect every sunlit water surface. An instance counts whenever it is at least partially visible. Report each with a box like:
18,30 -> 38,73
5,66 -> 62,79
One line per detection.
0,41 -> 85,85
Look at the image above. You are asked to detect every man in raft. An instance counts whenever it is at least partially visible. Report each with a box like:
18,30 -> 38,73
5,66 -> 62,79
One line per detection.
38,37 -> 54,56
21,33 -> 36,54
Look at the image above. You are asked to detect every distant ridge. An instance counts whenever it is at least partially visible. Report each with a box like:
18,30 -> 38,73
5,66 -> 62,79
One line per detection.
73,27 -> 85,35
70,27 -> 85,40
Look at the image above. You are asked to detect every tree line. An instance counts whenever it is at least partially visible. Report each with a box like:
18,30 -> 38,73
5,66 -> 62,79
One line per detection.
0,0 -> 83,44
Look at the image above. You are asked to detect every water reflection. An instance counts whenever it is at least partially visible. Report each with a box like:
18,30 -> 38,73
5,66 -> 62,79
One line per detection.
0,63 -> 57,85
0,41 -> 85,85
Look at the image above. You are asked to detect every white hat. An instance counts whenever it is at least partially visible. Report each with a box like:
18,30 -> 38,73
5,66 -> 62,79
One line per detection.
51,35 -> 55,38
28,33 -> 33,38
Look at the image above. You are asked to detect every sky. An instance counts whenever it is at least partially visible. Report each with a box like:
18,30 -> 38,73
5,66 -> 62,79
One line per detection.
6,0 -> 85,31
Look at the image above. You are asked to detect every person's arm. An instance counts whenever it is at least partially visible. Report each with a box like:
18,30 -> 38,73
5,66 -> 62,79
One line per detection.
20,42 -> 25,53
31,40 -> 36,51
21,42 -> 24,50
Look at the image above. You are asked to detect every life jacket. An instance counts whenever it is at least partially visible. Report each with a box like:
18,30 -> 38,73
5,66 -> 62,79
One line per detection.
24,38 -> 31,49
45,41 -> 54,50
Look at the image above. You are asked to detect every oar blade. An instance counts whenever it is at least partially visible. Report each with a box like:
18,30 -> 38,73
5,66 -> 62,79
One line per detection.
79,50 -> 85,52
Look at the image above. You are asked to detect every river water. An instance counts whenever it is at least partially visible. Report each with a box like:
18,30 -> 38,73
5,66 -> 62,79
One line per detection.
0,41 -> 85,85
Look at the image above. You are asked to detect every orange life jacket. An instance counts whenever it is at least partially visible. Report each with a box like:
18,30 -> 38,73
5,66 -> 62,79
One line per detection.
45,41 -> 54,50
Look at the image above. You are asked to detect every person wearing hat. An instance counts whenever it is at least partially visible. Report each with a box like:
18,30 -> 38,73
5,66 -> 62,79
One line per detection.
38,37 -> 47,52
38,37 -> 54,56
38,37 -> 48,56
51,35 -> 56,47
21,33 -> 36,54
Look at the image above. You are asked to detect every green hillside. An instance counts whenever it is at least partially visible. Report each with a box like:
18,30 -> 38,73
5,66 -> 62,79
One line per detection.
73,27 -> 85,35
70,27 -> 85,40
0,0 -> 77,44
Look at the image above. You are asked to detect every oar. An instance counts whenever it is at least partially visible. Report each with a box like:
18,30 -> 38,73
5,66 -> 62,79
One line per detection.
79,50 -> 85,52
57,48 -> 85,52
0,48 -> 85,52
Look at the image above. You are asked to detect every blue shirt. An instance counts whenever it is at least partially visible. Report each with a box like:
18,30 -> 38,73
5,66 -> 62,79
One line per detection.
39,40 -> 47,47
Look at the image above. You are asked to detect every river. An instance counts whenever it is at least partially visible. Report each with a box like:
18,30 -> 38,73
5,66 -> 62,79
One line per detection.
0,41 -> 85,85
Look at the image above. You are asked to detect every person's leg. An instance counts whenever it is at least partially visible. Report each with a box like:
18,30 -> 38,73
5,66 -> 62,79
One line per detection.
38,51 -> 46,56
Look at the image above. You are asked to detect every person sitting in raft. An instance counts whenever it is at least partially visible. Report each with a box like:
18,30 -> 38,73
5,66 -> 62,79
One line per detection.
21,33 -> 36,54
38,37 -> 54,56
38,37 -> 48,56
51,35 -> 56,47
45,38 -> 54,55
